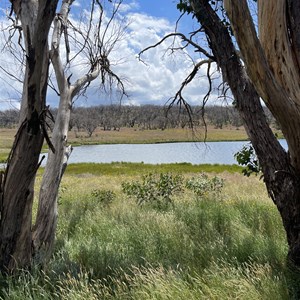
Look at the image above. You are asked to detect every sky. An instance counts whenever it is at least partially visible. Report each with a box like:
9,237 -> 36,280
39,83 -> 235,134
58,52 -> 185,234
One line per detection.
0,0 -> 220,111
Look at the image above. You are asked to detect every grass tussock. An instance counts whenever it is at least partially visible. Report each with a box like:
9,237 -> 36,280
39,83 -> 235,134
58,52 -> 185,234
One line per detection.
2,164 -> 300,299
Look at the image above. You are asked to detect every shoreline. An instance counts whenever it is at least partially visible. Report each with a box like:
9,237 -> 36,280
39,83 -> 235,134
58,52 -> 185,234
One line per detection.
0,126 -> 282,162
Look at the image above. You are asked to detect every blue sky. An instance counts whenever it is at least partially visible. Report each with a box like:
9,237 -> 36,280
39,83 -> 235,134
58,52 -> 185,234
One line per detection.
139,0 -> 180,21
0,0 -> 218,110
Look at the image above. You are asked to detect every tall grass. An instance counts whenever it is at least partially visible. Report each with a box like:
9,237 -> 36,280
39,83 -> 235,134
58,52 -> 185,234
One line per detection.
1,166 -> 299,299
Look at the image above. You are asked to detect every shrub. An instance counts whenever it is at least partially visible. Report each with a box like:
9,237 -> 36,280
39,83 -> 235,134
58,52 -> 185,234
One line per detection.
90,189 -> 116,207
122,173 -> 183,209
185,173 -> 224,198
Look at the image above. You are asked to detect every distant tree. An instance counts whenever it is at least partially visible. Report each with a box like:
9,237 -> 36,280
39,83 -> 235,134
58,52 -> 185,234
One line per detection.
0,109 -> 19,128
81,108 -> 99,137
206,106 -> 229,129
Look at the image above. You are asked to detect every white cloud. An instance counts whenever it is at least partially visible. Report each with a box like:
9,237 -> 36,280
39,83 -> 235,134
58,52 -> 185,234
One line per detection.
118,0 -> 140,13
0,16 -> 24,110
0,1 -> 219,111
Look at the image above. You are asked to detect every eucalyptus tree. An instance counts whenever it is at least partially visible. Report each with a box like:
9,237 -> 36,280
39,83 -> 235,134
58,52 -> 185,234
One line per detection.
222,0 -> 300,265
0,0 -> 126,272
140,0 -> 300,266
184,0 -> 300,266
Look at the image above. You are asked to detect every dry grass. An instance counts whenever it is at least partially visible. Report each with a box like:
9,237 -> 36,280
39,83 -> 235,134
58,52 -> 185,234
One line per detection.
221,172 -> 269,201
68,126 -> 249,145
0,126 -> 248,161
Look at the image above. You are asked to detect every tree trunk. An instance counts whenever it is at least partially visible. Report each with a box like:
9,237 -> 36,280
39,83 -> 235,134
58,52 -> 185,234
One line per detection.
0,0 -> 58,273
0,123 -> 44,272
32,90 -> 72,263
190,0 -> 300,266
32,0 -> 100,261
32,0 -> 73,262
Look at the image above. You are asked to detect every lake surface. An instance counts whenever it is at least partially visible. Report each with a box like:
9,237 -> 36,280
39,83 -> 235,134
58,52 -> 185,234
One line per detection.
49,140 -> 287,165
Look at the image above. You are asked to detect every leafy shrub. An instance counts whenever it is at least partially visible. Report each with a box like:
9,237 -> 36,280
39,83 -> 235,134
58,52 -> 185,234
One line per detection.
91,189 -> 116,207
185,173 -> 224,198
122,173 -> 183,209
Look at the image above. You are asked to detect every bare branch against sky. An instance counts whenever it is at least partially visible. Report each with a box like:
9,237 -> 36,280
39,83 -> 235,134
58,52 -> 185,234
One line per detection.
0,0 -> 220,110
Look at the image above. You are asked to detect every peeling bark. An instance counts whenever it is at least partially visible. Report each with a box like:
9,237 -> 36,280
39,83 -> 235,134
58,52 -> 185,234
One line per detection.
190,0 -> 300,266
0,0 -> 58,273
1,0 -> 126,271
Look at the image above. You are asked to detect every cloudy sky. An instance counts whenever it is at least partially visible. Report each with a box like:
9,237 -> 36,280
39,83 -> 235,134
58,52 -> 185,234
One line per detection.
0,0 -> 220,110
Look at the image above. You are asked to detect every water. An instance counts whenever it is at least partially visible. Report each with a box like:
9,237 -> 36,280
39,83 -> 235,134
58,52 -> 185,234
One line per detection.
0,141 -> 251,170
42,140 -> 286,165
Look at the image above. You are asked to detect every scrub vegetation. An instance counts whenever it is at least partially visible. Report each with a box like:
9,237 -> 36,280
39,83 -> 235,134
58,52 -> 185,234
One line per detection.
1,163 -> 299,299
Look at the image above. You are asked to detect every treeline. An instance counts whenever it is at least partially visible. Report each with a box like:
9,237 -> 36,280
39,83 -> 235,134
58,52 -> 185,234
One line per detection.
0,105 -> 277,137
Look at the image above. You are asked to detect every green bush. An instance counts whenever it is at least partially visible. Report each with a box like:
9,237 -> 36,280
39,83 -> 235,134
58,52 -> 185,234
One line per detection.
90,189 -> 116,207
122,173 -> 183,209
185,173 -> 224,198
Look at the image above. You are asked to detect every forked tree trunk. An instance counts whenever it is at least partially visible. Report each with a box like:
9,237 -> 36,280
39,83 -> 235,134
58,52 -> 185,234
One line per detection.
190,0 -> 300,266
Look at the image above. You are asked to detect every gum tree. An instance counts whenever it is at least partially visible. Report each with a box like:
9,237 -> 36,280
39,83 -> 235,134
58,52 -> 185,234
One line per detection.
0,0 -> 126,272
171,0 -> 300,266
0,0 -> 59,273
222,0 -> 300,265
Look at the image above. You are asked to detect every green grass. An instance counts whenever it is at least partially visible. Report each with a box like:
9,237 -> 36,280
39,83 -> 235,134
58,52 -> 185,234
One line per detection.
1,165 -> 300,299
66,162 -> 243,176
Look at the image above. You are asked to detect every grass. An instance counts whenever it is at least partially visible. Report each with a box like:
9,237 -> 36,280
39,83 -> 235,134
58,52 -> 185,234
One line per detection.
68,126 -> 251,145
1,163 -> 300,299
66,162 -> 243,176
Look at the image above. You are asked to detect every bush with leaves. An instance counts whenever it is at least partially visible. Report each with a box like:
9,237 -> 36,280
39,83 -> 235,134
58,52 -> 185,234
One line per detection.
91,189 -> 116,207
122,173 -> 183,209
185,173 -> 224,198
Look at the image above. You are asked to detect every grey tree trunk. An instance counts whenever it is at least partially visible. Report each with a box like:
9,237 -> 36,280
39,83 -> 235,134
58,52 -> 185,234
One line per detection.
32,92 -> 72,263
32,0 -> 103,262
0,0 -> 58,273
32,0 -> 74,262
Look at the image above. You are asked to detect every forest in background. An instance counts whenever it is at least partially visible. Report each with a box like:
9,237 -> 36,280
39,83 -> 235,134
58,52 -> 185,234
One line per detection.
0,105 -> 278,137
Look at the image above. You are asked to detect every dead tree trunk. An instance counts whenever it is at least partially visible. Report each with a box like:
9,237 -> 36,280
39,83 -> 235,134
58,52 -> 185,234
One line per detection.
32,0 -> 113,262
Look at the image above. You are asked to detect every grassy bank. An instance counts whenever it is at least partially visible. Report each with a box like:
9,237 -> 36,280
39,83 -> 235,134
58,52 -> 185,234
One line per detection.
0,126 -> 251,162
68,126 -> 251,145
0,125 -> 283,162
1,163 -> 299,299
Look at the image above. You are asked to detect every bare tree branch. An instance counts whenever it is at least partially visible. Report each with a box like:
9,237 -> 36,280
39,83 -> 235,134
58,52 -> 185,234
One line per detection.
167,59 -> 213,132
138,32 -> 215,62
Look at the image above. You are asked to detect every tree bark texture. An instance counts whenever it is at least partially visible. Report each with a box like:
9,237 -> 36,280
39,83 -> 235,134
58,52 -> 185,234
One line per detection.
32,91 -> 72,263
32,0 -> 73,263
0,0 -> 58,273
190,0 -> 300,266
32,0 -> 102,263
1,0 -> 123,271
224,0 -> 300,171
